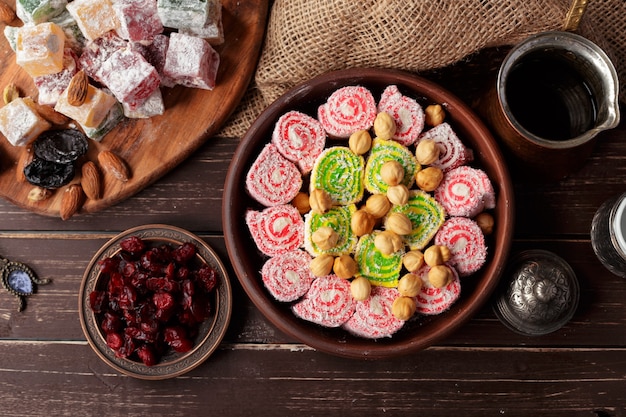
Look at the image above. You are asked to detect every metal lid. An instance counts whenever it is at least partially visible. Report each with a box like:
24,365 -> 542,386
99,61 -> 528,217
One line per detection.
493,249 -> 579,336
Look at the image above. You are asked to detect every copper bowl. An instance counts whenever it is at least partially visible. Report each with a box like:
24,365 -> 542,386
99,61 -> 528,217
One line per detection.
223,68 -> 514,359
79,224 -> 232,379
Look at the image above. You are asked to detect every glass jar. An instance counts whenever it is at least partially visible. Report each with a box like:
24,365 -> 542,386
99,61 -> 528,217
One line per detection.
590,192 -> 626,278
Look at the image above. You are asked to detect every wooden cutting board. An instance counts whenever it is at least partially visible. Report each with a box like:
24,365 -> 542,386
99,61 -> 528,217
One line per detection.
0,0 -> 268,218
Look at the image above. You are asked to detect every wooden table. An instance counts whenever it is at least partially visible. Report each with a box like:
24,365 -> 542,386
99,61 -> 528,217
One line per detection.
1,49 -> 625,416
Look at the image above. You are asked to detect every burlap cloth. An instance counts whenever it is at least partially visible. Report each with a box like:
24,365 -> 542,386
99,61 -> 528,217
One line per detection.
219,0 -> 625,138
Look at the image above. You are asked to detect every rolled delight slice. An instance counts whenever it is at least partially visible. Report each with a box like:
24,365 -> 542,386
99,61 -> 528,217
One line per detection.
246,204 -> 305,257
317,85 -> 377,138
261,250 -> 315,302
245,143 -> 303,207
342,286 -> 405,339
354,231 -> 404,288
417,122 -> 473,172
391,190 -> 445,250
434,216 -> 487,277
377,85 -> 425,146
310,146 -> 364,205
434,166 -> 495,218
291,275 -> 355,327
364,138 -> 418,194
304,204 -> 357,256
413,264 -> 461,315
271,110 -> 326,174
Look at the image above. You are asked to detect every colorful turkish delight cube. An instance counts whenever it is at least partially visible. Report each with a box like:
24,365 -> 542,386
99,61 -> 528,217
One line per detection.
157,0 -> 208,30
66,0 -> 119,42
16,0 -> 67,24
49,9 -> 87,53
180,0 -> 224,45
16,22 -> 66,77
113,0 -> 163,42
132,34 -> 176,87
80,101 -> 124,141
55,84 -> 117,128
99,48 -> 161,110
163,32 -> 219,90
0,97 -> 51,146
78,32 -> 128,83
3,25 -> 19,51
33,48 -> 79,106
123,89 -> 164,119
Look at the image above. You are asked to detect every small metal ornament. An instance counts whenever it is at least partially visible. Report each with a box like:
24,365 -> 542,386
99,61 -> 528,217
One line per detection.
1,256 -> 50,312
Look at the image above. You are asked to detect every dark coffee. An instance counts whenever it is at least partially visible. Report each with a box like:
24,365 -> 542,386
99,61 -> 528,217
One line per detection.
504,51 -> 598,141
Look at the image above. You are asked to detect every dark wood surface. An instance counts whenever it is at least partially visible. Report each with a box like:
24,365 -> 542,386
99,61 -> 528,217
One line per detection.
1,48 -> 625,416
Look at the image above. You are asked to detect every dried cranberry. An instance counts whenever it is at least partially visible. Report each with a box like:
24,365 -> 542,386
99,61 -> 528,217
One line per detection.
98,257 -> 120,274
106,333 -> 124,351
120,236 -> 146,254
101,312 -> 122,334
169,337 -> 193,353
195,265 -> 217,293
136,345 -> 158,366
173,242 -> 196,264
89,290 -> 107,313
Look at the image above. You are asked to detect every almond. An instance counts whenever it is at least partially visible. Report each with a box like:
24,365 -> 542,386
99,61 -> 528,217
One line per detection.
15,146 -> 33,183
33,102 -> 69,125
98,150 -> 130,182
0,3 -> 16,24
81,161 -> 102,200
2,83 -> 19,104
60,184 -> 84,220
67,70 -> 88,106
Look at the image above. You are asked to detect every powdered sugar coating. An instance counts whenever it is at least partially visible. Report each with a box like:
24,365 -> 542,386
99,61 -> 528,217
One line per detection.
434,217 -> 487,277
261,250 -> 315,302
292,275 -> 355,327
317,86 -> 377,138
272,111 -> 326,174
246,204 -> 305,257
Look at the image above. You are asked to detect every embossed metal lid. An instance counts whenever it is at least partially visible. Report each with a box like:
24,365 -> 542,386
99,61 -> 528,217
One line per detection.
493,250 -> 579,336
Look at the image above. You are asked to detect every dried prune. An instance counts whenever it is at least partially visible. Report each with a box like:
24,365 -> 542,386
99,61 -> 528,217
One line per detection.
89,236 -> 219,366
33,128 -> 88,164
23,158 -> 75,189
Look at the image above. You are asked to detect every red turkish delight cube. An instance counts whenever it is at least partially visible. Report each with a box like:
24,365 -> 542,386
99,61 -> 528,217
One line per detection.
132,34 -> 175,87
99,47 -> 161,110
163,32 -> 219,90
33,48 -> 79,106
78,31 -> 127,83
113,0 -> 163,42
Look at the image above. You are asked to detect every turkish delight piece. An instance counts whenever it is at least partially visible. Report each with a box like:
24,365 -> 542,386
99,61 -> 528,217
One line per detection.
16,0 -> 67,24
55,84 -> 117,128
0,98 -> 51,146
78,32 -> 128,83
157,0 -> 209,30
16,22 -> 66,77
123,89 -> 164,119
49,9 -> 87,53
33,48 -> 79,106
80,102 -> 124,141
133,34 -> 176,87
66,0 -> 119,42
163,32 -> 219,90
99,48 -> 161,110
180,0 -> 224,45
113,0 -> 163,42
3,25 -> 19,51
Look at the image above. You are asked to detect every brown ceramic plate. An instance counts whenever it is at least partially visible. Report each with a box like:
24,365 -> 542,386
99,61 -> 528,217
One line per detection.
79,224 -> 232,379
223,68 -> 514,359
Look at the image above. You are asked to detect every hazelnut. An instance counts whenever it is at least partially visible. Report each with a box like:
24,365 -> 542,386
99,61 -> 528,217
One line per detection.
350,276 -> 371,301
333,254 -> 359,279
380,160 -> 404,186
385,212 -> 413,235
397,273 -> 423,297
349,129 -> 372,155
403,250 -> 425,272
309,188 -> 332,213
291,192 -> 311,214
428,265 -> 454,288
312,226 -> 339,250
373,111 -> 397,140
392,296 -> 417,320
387,184 -> 410,206
416,166 -> 443,191
365,193 -> 391,219
425,104 -> 446,126
475,212 -> 494,235
310,254 -> 334,277
351,209 -> 375,236
423,245 -> 452,266
415,139 -> 440,165
374,230 -> 404,255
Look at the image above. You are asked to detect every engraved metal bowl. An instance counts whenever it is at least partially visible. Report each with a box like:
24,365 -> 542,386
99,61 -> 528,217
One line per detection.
79,224 -> 232,379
